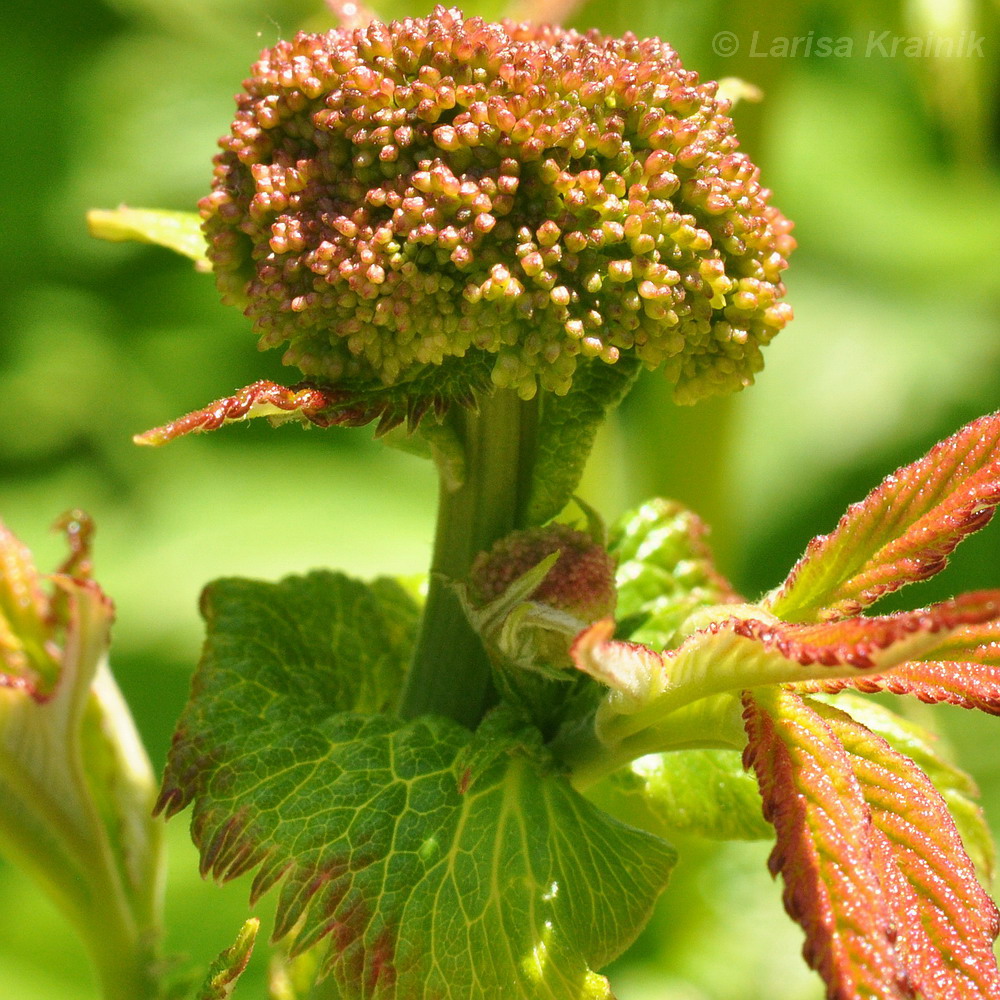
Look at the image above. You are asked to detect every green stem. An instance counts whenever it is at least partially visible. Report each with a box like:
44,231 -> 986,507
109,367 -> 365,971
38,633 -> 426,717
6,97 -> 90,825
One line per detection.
399,389 -> 538,726
553,693 -> 747,791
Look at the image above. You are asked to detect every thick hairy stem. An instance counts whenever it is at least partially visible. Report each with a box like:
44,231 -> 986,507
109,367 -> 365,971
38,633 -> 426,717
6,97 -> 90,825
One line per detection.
399,390 -> 538,726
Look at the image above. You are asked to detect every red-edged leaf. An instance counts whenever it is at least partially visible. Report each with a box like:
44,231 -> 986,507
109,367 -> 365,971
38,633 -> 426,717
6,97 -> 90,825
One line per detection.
800,661 -> 1000,715
797,597 -> 1000,714
744,688 -> 1000,1000
743,689 -> 912,998
572,595 -> 1000,748
766,412 -> 1000,623
133,380 -> 371,445
0,514 -> 96,692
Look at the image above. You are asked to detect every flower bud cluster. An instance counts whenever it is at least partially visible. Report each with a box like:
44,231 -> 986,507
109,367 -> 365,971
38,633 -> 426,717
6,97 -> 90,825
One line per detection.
203,5 -> 794,406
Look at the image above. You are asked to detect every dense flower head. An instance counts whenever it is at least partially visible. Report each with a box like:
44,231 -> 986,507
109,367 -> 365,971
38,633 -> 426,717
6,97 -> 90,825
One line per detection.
202,5 -> 794,408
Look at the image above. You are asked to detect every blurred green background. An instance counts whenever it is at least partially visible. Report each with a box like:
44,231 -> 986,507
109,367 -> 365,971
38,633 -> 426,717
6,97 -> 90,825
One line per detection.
1,0 -> 998,996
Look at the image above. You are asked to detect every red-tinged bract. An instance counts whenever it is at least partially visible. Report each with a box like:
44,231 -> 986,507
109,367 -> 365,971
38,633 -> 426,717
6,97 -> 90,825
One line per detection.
202,5 -> 794,414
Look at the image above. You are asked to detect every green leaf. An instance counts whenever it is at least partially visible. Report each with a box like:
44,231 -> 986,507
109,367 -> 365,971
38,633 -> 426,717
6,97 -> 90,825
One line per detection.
87,206 -> 211,270
587,748 -> 771,841
158,572 -> 418,787
526,357 -> 641,526
766,410 -> 1000,623
196,919 -> 259,1000
609,498 -> 738,649
160,571 -> 675,998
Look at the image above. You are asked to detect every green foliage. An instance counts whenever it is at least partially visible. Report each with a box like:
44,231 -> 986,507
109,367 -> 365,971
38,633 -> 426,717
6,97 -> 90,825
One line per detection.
6,0 -> 1000,997
196,919 -> 258,1000
159,573 -> 675,998
587,749 -> 771,841
611,497 -> 736,648
526,359 -> 641,526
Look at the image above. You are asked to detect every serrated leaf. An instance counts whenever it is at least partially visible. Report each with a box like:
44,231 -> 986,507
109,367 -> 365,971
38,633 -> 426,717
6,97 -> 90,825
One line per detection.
744,688 -> 1000,1000
799,608 -> 1000,715
572,593 -> 1000,750
160,571 -> 674,998
525,357 -> 640,527
766,411 -> 1000,623
587,748 -> 771,841
197,918 -> 259,1000
158,572 -> 417,816
87,206 -> 211,270
810,694 -> 996,880
182,713 -> 673,999
610,498 -> 738,649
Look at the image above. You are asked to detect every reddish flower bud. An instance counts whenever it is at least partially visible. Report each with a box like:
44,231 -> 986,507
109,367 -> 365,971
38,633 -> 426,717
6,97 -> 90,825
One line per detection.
203,5 -> 794,413
468,523 -> 616,624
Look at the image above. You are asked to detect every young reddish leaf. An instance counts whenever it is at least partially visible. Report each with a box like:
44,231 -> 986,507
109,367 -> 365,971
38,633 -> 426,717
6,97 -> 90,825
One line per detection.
797,599 -> 1000,714
800,661 -> 1000,715
745,688 -> 1000,1000
766,412 -> 1000,623
133,380 -> 370,446
572,593 -> 1000,749
823,694 -> 997,883
743,689 -> 911,998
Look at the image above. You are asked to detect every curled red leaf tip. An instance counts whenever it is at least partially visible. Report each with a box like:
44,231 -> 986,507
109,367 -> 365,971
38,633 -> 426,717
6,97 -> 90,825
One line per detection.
133,380 -> 357,446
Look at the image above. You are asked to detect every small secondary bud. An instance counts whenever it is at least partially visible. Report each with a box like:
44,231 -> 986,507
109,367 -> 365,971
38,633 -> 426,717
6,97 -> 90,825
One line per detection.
469,523 -> 616,624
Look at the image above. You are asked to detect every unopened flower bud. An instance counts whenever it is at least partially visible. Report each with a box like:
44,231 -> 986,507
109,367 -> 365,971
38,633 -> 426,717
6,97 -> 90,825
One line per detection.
469,523 -> 616,626
203,5 -> 794,415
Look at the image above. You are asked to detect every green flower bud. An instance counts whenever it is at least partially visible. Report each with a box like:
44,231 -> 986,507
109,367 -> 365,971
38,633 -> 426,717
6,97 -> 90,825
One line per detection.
203,5 -> 794,415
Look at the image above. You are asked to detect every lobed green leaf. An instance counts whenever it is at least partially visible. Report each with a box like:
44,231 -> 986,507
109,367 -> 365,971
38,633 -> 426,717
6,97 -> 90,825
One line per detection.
766,411 -> 1000,623
159,571 -> 417,817
160,572 -> 675,998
